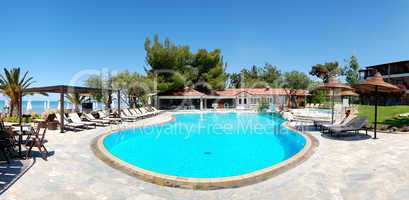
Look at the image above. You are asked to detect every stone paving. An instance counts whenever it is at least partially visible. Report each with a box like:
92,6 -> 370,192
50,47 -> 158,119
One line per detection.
2,113 -> 409,200
0,158 -> 34,194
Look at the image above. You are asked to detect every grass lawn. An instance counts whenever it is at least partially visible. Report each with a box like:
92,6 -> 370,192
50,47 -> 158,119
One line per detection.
357,105 -> 409,127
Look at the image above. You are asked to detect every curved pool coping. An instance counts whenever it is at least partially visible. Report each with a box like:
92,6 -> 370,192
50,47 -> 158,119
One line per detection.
91,113 -> 319,190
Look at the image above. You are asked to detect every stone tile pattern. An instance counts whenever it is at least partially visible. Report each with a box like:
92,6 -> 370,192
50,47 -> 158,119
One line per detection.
0,159 -> 34,194
2,113 -> 409,200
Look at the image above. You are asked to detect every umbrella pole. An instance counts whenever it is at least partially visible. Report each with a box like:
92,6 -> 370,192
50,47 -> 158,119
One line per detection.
331,89 -> 335,124
19,92 -> 23,132
374,86 -> 378,139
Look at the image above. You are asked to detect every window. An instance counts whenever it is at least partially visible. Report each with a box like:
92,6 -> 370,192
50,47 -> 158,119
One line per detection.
244,98 -> 247,104
239,99 -> 242,104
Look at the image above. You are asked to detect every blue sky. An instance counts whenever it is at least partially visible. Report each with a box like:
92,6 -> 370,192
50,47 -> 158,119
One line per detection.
1,0 -> 409,100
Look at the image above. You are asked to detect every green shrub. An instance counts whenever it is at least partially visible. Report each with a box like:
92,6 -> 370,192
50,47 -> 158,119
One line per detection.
310,90 -> 326,104
3,116 -> 24,123
2,113 -> 43,123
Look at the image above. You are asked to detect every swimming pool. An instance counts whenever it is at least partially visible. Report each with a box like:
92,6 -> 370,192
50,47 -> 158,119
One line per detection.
96,112 -> 314,189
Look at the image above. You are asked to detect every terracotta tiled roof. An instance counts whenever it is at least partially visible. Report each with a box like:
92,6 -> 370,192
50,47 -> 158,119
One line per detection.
213,88 -> 248,96
164,87 -> 205,97
161,87 -> 309,97
213,88 -> 309,96
247,88 -> 288,95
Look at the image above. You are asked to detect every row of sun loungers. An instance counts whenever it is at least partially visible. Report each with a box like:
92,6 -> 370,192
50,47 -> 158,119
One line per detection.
305,104 -> 327,108
55,107 -> 162,131
120,107 -> 161,120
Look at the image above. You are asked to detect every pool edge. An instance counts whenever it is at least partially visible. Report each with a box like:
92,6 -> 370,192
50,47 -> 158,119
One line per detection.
91,114 -> 319,190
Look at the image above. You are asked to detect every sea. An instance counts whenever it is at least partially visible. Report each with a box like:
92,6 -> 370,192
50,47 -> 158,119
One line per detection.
0,100 -> 105,114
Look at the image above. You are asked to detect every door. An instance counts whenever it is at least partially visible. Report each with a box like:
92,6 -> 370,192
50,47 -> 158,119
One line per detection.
237,93 -> 248,108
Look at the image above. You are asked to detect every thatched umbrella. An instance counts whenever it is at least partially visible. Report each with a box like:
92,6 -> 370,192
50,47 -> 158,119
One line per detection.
326,90 -> 359,97
354,72 -> 401,139
317,76 -> 354,123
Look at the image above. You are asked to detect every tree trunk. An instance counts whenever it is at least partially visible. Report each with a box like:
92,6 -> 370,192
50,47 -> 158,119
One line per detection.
106,91 -> 112,111
10,101 -> 20,117
291,95 -> 298,108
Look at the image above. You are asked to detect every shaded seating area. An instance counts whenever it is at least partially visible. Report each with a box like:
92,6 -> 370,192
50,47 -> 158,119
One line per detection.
0,120 -> 51,162
0,84 -> 164,165
24,85 -> 121,133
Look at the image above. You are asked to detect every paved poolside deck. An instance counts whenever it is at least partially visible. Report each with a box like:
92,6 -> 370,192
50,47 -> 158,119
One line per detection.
2,113 -> 409,200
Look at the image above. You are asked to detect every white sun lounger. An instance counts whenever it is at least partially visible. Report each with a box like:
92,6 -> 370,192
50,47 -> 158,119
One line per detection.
145,106 -> 161,115
83,113 -> 111,125
55,114 -> 85,131
399,113 -> 409,117
139,107 -> 157,116
97,111 -> 122,123
121,109 -> 140,120
133,108 -> 152,117
129,109 -> 149,118
68,113 -> 97,129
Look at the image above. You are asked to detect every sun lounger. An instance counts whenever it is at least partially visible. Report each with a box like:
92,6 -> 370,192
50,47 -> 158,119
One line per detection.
68,113 -> 97,129
83,113 -> 110,125
144,106 -> 159,115
129,109 -> 149,118
123,109 -> 140,118
313,119 -> 332,128
282,112 -> 294,121
97,111 -> 122,123
55,114 -> 85,131
321,115 -> 354,129
121,109 -> 140,120
138,107 -> 155,117
136,108 -> 153,117
328,117 -> 369,136
399,113 -> 409,117
145,106 -> 161,115
315,114 -> 354,132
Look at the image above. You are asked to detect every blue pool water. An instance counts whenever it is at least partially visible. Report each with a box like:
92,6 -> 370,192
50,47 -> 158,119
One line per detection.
104,112 -> 306,178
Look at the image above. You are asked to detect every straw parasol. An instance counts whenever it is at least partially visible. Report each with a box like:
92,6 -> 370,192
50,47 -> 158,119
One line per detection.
326,90 -> 359,97
354,72 -> 402,139
316,76 -> 354,123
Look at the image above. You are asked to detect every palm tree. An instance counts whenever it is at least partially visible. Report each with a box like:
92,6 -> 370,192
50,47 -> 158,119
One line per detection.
65,93 -> 86,113
0,68 -> 35,116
